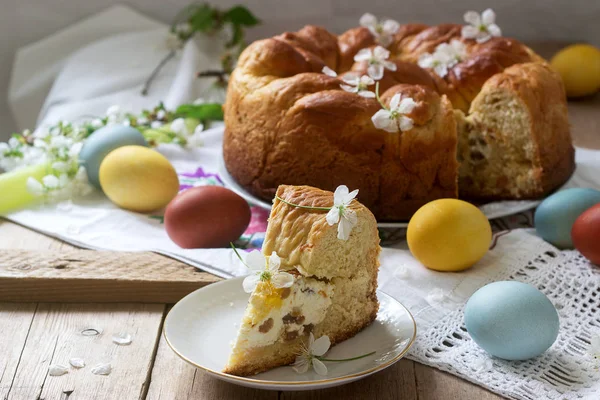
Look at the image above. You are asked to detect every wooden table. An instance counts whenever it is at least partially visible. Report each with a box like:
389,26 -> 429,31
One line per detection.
0,95 -> 598,400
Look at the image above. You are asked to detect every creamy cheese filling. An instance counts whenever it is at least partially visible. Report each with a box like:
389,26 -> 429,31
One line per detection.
231,277 -> 334,354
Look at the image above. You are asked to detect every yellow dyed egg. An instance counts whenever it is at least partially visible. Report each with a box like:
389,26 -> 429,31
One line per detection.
407,199 -> 492,272
99,146 -> 179,212
550,44 -> 600,98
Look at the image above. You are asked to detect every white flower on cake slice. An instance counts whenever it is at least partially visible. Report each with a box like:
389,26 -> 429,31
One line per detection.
242,251 -> 294,293
293,333 -> 331,375
326,185 -> 359,241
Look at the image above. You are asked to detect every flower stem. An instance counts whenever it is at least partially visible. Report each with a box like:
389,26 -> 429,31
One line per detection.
375,82 -> 387,110
230,242 -> 249,268
141,50 -> 176,96
274,195 -> 332,211
317,351 -> 376,362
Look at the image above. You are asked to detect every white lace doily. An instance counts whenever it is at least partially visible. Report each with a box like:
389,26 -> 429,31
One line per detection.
386,230 -> 600,400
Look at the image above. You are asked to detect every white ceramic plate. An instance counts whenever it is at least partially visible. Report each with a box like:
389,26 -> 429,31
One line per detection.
218,159 -> 540,228
164,276 -> 417,391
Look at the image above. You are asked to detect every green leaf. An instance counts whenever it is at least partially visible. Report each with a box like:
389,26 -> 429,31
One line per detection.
223,6 -> 260,26
175,103 -> 224,121
188,4 -> 217,32
226,24 -> 244,48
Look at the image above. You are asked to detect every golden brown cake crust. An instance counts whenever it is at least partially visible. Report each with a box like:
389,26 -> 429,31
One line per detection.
224,185 -> 381,377
223,23 -> 573,221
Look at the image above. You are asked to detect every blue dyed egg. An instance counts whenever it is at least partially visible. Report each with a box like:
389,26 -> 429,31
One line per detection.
465,281 -> 559,360
534,188 -> 600,248
79,125 -> 147,189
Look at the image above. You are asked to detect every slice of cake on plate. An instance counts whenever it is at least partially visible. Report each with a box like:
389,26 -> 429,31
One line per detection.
223,185 -> 381,376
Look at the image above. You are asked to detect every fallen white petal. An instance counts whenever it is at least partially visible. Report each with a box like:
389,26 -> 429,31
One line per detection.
91,363 -> 112,375
427,288 -> 447,304
112,332 -> 132,345
48,364 -> 69,376
472,357 -> 493,373
69,358 -> 86,368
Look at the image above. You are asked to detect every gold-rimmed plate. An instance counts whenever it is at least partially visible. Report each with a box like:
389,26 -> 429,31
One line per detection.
164,276 -> 417,391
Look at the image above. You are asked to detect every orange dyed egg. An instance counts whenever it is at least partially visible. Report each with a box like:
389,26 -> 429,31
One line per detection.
165,186 -> 251,249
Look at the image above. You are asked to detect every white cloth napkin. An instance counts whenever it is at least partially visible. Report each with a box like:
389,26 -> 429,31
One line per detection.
6,5 -> 600,399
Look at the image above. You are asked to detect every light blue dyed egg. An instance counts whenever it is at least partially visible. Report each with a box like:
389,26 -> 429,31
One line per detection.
534,188 -> 600,248
465,281 -> 559,361
79,125 -> 147,189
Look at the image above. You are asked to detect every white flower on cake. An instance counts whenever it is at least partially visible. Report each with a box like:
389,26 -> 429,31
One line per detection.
359,13 -> 400,47
241,251 -> 295,293
326,185 -> 359,241
340,75 -> 376,98
372,94 -> 417,133
293,333 -> 331,375
321,66 -> 337,77
461,9 -> 501,43
354,46 -> 397,80
418,39 -> 467,77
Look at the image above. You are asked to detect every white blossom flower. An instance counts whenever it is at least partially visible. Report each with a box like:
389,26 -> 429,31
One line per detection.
137,116 -> 149,125
354,46 -> 397,80
34,126 -> 50,139
170,118 -> 188,135
26,177 -> 44,196
321,66 -> 337,77
372,94 -> 417,133
340,75 -> 376,98
591,335 -> 600,358
51,161 -> 68,172
418,39 -> 467,77
8,137 -> 19,148
293,333 -> 331,375
359,13 -> 400,47
188,123 -> 204,147
150,121 -> 163,129
42,175 -> 60,189
242,251 -> 295,293
91,119 -> 104,129
461,9 -> 502,43
69,142 -> 83,158
156,110 -> 166,120
326,185 -> 359,241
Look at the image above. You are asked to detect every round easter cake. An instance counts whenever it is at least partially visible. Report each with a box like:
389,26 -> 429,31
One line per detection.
223,11 -> 575,221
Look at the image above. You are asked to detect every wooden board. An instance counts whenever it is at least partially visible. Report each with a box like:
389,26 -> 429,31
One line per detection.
0,247 -> 220,303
